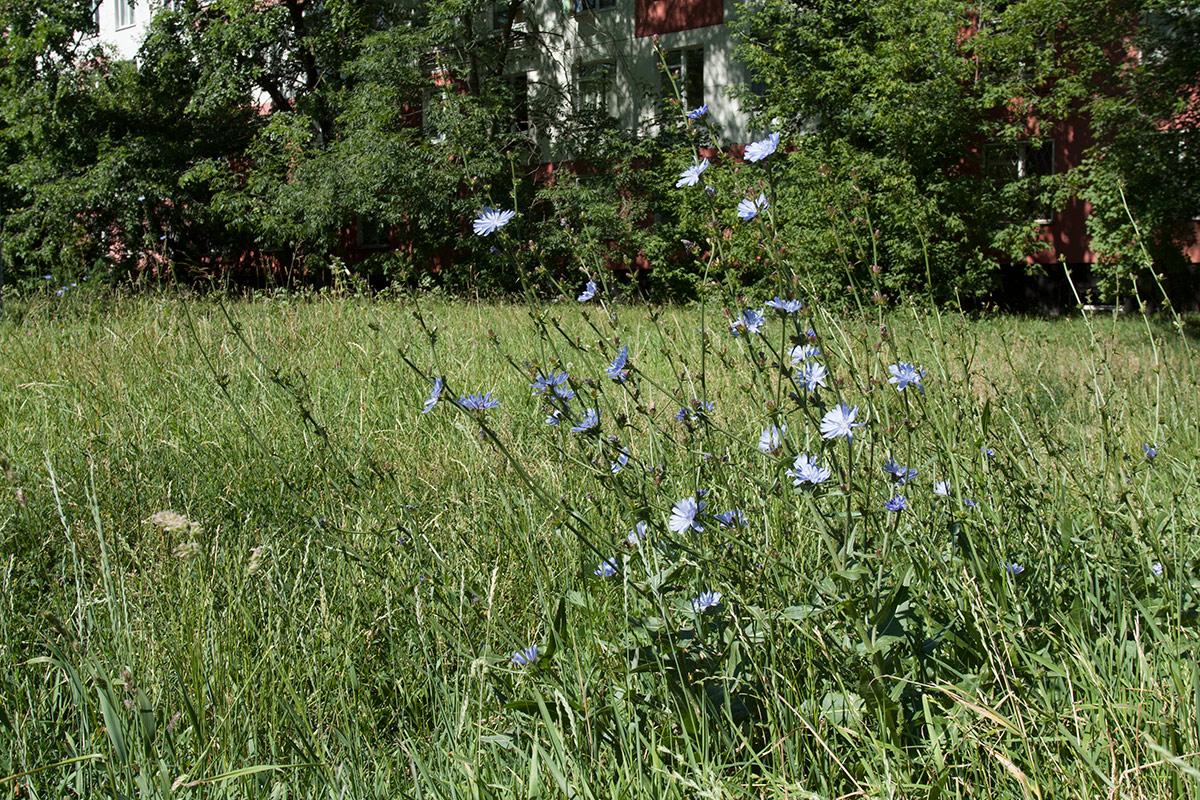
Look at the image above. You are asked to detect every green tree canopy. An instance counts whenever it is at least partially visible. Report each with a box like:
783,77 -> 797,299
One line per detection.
735,0 -> 1200,301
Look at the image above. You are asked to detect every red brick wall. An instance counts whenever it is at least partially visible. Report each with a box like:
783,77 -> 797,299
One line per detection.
1030,114 -> 1096,265
635,0 -> 722,38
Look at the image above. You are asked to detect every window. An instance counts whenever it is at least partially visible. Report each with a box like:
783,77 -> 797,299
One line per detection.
114,0 -> 135,29
492,0 -> 526,33
983,140 -> 1054,181
507,74 -> 531,133
576,61 -> 616,116
983,139 -> 1055,222
573,0 -> 616,13
356,216 -> 390,249
661,47 -> 704,114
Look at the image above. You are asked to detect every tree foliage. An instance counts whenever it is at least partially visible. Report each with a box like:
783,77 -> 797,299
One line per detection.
0,0 -> 545,288
736,0 -> 1200,301
0,0 -> 1195,301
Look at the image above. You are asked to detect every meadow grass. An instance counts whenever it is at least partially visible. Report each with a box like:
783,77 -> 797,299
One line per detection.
1,290 -> 1199,799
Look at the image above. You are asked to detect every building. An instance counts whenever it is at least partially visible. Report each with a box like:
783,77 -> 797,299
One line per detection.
85,0 -> 1197,292
92,0 -> 164,61
496,0 -> 755,145
90,0 -> 757,143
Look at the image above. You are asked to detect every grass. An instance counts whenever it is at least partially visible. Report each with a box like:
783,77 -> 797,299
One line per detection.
1,289 -> 1199,799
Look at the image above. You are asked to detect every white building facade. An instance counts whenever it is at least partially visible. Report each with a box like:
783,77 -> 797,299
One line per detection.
91,0 -> 170,60
90,0 -> 755,146
496,0 -> 755,144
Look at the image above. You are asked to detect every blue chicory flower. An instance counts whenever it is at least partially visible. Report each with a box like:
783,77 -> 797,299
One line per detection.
532,371 -> 570,395
882,458 -> 919,484
1004,561 -> 1025,576
789,344 -> 822,365
422,377 -> 444,413
607,344 -> 630,381
758,424 -> 786,453
788,454 -> 831,486
611,450 -> 629,473
820,404 -> 864,440
571,408 -> 599,433
795,361 -> 828,393
676,400 -> 714,423
737,194 -> 770,222
686,104 -> 708,119
1143,443 -> 1157,460
675,158 -> 710,188
714,509 -> 748,528
594,558 -> 618,578
692,590 -> 722,613
577,280 -> 597,302
934,480 -> 951,496
669,496 -> 705,533
765,296 -> 803,313
888,361 -> 926,393
459,392 -> 500,411
511,644 -> 538,666
744,132 -> 780,162
627,521 -> 648,545
730,308 -> 765,336
473,207 -> 516,236
884,495 -> 908,512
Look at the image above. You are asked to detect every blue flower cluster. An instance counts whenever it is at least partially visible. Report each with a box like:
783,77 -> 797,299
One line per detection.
443,135 -> 1047,673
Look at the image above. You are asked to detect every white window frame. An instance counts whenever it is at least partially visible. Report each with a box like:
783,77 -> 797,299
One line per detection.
661,47 -> 704,114
114,0 -> 136,30
983,139 -> 1055,223
575,60 -> 616,116
982,140 -> 1054,180
492,0 -> 527,34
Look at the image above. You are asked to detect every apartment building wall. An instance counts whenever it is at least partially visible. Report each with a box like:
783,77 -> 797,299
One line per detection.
494,0 -> 754,150
93,0 -> 160,60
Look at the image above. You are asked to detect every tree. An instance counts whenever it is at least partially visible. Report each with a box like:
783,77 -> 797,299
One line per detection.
0,0 -> 547,288
735,0 -> 1200,303
0,0 -> 105,283
1080,1 -> 1200,299
0,0 -> 265,284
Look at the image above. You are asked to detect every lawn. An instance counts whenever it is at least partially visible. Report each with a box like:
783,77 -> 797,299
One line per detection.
1,291 -> 1198,799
